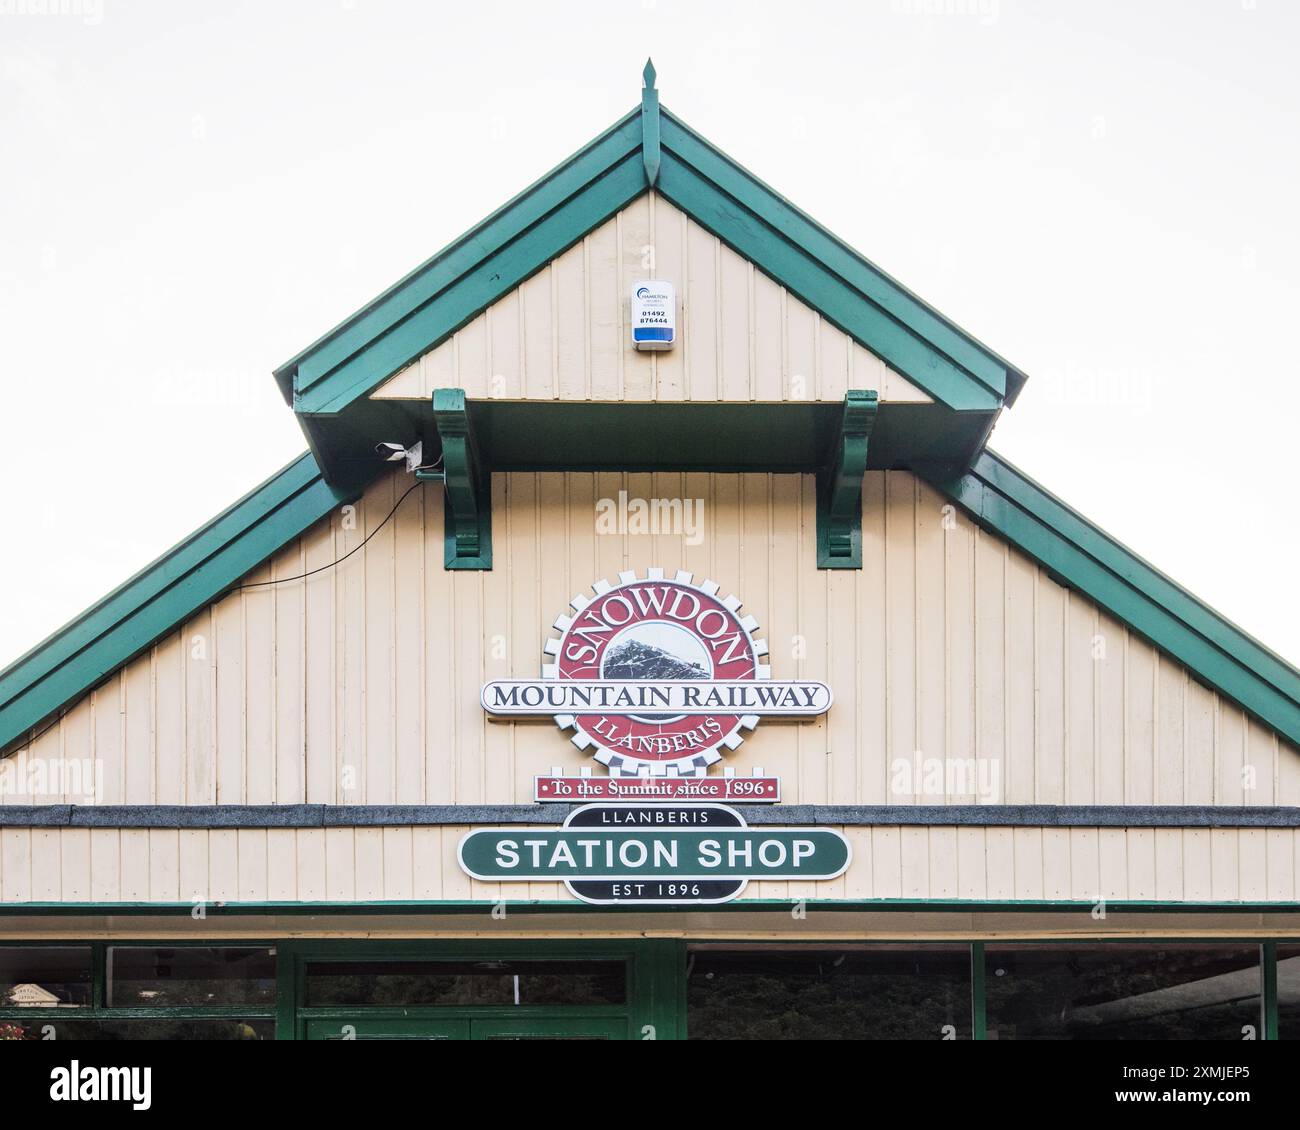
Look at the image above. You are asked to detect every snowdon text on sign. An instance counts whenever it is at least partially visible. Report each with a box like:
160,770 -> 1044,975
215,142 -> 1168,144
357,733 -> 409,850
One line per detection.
481,679 -> 832,717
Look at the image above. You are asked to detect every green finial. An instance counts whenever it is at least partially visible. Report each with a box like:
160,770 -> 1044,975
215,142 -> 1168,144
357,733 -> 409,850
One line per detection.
641,58 -> 661,186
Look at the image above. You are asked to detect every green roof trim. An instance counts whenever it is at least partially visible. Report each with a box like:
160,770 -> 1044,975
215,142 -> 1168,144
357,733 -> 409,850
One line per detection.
296,152 -> 646,418
275,100 -> 1028,481
276,110 -> 645,414
0,453 -> 365,753
657,110 -> 1025,406
920,450 -> 1300,748
655,147 -> 999,413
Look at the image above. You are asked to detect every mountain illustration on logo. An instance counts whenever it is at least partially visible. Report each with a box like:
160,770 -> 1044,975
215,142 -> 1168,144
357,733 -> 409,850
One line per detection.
534,571 -> 768,775
602,640 -> 708,681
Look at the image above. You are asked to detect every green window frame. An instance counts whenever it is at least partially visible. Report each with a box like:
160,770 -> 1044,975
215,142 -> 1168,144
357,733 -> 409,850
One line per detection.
682,937 -> 1283,1041
276,938 -> 683,1041
0,941 -> 278,1039
978,939 -> 1268,1042
0,935 -> 1290,1040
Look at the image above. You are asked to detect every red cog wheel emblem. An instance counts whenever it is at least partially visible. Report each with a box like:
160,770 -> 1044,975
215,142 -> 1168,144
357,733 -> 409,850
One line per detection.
543,570 -> 770,776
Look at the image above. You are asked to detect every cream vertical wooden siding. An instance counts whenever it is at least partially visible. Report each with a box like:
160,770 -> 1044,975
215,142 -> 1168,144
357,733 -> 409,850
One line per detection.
4,468 -> 1300,906
370,193 -> 933,405
5,468 -> 1296,810
3,826 -> 1300,906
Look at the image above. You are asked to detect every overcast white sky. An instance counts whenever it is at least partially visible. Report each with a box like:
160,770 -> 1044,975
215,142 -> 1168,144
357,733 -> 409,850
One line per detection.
1,0 -> 1297,671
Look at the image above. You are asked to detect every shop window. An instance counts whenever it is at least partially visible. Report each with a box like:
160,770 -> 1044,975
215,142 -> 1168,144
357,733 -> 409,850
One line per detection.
984,944 -> 1262,1040
107,947 -> 276,1007
0,1018 -> 273,1041
304,959 -> 626,1007
686,945 -> 972,1040
0,946 -> 92,1008
1277,945 -> 1300,1040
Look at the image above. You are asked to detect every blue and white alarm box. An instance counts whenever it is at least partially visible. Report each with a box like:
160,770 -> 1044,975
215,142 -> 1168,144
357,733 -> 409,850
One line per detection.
630,280 -> 676,350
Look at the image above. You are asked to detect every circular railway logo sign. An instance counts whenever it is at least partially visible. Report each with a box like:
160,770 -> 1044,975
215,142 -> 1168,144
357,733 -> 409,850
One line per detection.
547,570 -> 766,775
480,568 -> 832,780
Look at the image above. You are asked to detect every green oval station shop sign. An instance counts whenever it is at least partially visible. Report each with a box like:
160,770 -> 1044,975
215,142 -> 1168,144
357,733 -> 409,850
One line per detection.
458,803 -> 851,905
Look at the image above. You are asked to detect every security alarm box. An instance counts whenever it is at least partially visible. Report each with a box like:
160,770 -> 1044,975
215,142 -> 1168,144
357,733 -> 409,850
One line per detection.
630,280 -> 676,350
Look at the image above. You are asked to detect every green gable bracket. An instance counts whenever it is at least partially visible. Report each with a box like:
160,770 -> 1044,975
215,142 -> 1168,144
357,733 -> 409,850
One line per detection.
816,389 -> 878,568
641,58 -> 660,186
432,388 -> 492,570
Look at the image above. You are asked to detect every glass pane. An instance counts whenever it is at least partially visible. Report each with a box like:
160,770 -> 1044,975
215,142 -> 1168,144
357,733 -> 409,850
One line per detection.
1277,945 -> 1300,1040
686,945 -> 972,1040
304,959 -> 626,1006
107,947 -> 276,1007
0,947 -> 91,1008
0,1018 -> 273,1041
985,944 -> 1262,1040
